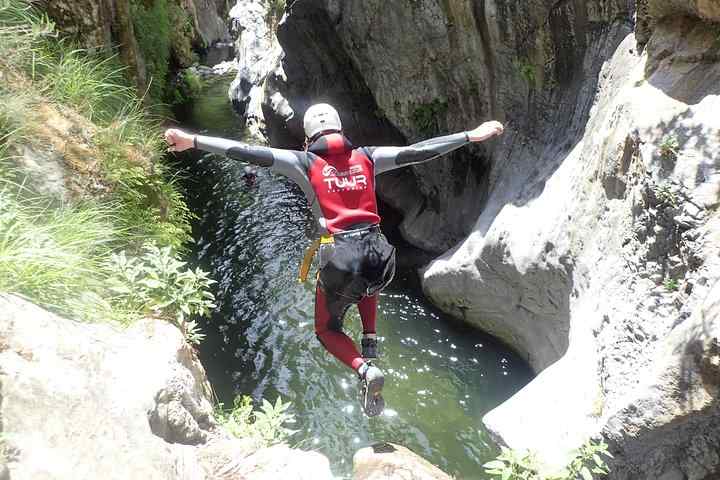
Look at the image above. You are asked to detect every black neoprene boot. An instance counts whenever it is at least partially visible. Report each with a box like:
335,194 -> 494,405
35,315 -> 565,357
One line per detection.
361,333 -> 377,359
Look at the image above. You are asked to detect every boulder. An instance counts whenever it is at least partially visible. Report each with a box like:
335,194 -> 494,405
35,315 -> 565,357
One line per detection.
0,294 -> 332,479
353,443 -> 452,480
218,444 -> 332,480
0,294 -> 214,479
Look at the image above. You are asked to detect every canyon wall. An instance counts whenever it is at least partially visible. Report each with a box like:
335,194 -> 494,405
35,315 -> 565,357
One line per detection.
267,1 -> 720,477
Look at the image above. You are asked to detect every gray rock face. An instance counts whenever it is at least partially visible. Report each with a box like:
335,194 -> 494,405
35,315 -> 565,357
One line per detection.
41,0 -> 115,49
274,0 -> 635,252
424,9 -> 720,479
603,280 -> 720,479
188,0 -> 230,48
0,294 -> 332,480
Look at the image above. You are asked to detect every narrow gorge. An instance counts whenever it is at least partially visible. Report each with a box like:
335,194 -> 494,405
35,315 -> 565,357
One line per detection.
235,0 -> 720,477
1,0 -> 718,479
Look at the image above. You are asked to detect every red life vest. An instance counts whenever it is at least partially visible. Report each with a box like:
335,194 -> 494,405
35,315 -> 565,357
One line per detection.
307,133 -> 380,233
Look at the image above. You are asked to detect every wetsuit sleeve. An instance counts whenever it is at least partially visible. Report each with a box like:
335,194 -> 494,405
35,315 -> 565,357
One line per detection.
366,132 -> 470,175
194,134 -> 311,187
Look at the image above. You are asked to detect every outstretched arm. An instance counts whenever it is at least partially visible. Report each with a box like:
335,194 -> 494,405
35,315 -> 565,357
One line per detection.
164,128 -> 317,209
369,121 -> 504,175
164,129 -> 308,172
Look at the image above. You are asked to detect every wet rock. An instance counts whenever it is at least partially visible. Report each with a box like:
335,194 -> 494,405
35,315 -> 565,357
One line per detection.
353,443 -> 452,480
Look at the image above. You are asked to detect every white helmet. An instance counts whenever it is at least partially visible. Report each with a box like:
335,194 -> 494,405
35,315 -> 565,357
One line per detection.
303,103 -> 342,139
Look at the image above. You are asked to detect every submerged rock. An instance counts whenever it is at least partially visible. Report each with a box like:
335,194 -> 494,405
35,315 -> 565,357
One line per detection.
0,294 -> 332,480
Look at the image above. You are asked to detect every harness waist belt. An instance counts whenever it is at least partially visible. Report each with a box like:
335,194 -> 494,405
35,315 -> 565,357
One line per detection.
297,224 -> 380,283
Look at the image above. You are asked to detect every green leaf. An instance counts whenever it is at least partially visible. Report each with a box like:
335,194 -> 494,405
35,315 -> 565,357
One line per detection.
501,469 -> 511,480
581,466 -> 594,480
483,461 -> 507,470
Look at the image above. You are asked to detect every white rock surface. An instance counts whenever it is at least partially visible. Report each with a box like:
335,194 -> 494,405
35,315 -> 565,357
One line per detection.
0,294 -> 213,479
0,294 -> 332,480
424,14 -> 720,479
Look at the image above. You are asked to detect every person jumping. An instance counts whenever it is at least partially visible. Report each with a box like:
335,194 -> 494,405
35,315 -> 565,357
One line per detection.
164,104 -> 504,416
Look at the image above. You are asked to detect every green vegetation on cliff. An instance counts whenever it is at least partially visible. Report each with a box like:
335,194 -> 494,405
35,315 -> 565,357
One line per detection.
129,0 -> 200,105
484,440 -> 612,480
264,0 -> 286,32
0,0 -> 212,341
411,99 -> 448,137
130,0 -> 171,102
215,396 -> 297,449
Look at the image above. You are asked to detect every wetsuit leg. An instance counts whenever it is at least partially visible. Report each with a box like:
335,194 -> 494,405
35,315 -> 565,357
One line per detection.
314,283 -> 365,371
357,294 -> 377,335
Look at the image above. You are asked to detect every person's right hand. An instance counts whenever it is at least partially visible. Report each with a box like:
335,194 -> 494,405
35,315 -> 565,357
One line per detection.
164,128 -> 195,152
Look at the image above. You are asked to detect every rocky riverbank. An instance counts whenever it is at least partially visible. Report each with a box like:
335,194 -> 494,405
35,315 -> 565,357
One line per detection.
0,294 -> 333,479
0,294 -> 458,479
